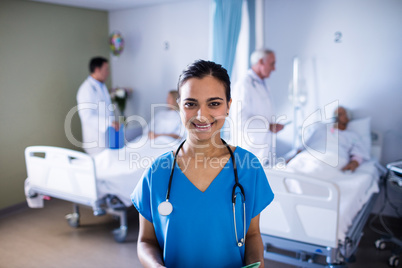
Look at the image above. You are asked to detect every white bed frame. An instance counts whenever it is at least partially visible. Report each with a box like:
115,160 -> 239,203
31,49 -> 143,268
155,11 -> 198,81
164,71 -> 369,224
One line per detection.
24,146 -> 129,242
260,135 -> 385,267
260,169 -> 380,267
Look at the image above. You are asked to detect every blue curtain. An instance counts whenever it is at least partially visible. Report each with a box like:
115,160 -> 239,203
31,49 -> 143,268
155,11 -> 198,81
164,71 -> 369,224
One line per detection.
212,0 -> 243,77
247,0 -> 256,68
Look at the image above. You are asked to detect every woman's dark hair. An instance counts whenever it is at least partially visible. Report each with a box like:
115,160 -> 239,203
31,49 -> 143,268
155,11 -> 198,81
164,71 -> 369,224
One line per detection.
89,57 -> 108,73
177,60 -> 231,103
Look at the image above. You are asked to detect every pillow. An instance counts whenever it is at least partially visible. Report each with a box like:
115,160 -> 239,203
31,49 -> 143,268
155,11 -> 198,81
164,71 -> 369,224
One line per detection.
347,117 -> 371,153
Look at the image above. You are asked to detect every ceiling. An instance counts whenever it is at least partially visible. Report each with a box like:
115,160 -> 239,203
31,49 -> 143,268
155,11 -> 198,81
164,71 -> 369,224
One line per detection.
30,0 -> 188,11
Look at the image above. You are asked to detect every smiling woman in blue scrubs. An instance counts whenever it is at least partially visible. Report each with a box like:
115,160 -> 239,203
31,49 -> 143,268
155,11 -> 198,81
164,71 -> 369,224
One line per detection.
131,60 -> 274,268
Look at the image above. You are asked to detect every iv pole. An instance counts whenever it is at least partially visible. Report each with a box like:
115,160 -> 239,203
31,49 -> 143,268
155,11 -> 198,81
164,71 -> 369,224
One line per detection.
292,57 -> 301,151
283,56 -> 305,161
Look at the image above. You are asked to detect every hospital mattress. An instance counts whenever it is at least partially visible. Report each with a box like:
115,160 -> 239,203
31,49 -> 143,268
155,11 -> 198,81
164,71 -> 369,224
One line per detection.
24,136 -> 181,242
93,137 -> 179,206
260,158 -> 382,266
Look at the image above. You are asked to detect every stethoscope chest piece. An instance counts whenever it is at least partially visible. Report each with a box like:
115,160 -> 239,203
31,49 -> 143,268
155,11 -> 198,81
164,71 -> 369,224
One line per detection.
158,200 -> 173,216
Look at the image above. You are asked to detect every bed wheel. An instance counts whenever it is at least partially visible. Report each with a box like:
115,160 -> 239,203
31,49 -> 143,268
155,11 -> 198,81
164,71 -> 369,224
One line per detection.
389,255 -> 400,267
113,226 -> 127,243
65,213 -> 80,228
375,239 -> 387,250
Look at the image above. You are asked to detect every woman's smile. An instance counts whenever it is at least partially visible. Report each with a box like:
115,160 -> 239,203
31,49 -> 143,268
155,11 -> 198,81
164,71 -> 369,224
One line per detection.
192,121 -> 215,131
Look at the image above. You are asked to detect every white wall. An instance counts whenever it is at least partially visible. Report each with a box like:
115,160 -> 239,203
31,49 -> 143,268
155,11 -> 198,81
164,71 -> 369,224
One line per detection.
264,0 -> 402,165
108,0 -> 211,123
108,0 -> 402,165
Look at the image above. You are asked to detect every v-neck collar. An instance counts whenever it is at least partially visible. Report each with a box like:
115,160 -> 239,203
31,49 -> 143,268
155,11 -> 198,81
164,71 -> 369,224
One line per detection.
171,148 -> 237,193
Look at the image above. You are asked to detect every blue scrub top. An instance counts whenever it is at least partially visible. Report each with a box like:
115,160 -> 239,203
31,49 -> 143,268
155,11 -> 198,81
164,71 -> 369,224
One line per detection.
131,147 -> 274,268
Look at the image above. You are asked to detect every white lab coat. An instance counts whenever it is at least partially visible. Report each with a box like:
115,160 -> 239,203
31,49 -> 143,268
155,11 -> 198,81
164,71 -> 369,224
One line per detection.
229,69 -> 275,166
76,76 -> 115,156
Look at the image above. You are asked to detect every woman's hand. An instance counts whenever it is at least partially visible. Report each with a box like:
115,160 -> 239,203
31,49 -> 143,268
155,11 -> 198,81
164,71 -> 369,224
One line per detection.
244,214 -> 265,268
137,215 -> 166,267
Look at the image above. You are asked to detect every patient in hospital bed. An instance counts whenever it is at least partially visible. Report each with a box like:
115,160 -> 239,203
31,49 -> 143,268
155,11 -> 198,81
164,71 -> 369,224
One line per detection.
261,107 -> 381,254
94,90 -> 185,206
278,107 -> 380,243
146,90 -> 183,142
286,106 -> 371,178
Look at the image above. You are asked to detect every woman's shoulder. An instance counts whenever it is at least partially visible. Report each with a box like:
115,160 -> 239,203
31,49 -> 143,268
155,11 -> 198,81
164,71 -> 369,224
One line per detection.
234,147 -> 268,184
234,146 -> 263,167
149,151 -> 174,171
234,146 -> 257,157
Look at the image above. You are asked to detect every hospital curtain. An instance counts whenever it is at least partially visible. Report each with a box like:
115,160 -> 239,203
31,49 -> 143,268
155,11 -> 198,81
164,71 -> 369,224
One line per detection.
230,0 -> 259,84
211,0 -> 243,77
247,0 -> 256,68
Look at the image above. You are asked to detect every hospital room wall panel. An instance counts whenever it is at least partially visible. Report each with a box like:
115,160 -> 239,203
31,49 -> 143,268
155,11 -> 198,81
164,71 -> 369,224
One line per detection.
0,0 -> 109,210
263,0 -> 402,166
263,0 -> 402,217
108,0 -> 210,123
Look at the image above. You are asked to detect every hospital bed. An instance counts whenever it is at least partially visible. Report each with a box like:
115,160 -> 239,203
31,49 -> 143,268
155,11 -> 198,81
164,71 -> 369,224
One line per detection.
260,127 -> 386,267
24,137 -> 180,242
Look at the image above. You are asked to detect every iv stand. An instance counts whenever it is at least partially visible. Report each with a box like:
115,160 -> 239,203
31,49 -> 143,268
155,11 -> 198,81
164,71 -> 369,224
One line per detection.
292,57 -> 302,151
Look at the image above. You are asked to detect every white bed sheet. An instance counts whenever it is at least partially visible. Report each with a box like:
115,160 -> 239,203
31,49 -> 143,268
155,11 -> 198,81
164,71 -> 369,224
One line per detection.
94,136 -> 181,206
276,152 -> 380,241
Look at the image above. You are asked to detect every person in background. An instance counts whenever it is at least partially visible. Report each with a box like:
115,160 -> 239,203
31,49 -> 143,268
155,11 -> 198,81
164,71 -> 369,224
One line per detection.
288,106 -> 370,172
229,49 -> 285,167
76,57 -> 119,156
131,60 -> 274,267
333,106 -> 369,171
148,90 -> 183,141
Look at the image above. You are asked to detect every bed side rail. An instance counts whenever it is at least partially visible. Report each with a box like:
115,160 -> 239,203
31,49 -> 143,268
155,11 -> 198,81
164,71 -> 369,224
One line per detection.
261,169 -> 340,248
24,146 -> 98,207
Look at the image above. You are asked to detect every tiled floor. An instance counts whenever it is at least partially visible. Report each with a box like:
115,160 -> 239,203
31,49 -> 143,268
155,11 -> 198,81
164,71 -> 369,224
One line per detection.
0,199 -> 400,268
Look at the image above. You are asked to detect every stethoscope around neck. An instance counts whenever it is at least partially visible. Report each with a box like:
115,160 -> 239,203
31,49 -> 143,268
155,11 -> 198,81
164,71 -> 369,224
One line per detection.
157,139 -> 247,247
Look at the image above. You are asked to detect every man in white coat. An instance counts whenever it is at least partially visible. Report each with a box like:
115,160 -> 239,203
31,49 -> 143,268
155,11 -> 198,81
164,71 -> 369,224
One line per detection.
77,57 -> 119,156
229,49 -> 284,166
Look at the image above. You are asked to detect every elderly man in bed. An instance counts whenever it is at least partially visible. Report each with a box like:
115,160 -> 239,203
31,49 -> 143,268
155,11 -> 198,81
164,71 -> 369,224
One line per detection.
333,106 -> 369,171
289,106 -> 370,173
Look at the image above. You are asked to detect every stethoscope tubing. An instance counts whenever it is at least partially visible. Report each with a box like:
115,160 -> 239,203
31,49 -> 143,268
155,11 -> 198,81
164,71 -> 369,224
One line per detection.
165,140 -> 185,201
161,138 -> 246,247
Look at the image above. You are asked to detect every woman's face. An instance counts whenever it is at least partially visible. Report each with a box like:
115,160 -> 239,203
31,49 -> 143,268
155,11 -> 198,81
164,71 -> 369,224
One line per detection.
178,76 -> 231,142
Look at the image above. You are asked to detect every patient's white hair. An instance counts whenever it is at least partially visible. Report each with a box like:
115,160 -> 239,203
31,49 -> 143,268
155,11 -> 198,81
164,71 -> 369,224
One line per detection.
250,49 -> 274,66
334,106 -> 353,120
